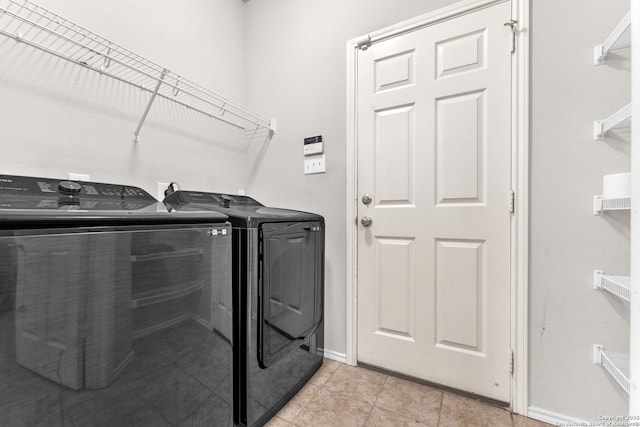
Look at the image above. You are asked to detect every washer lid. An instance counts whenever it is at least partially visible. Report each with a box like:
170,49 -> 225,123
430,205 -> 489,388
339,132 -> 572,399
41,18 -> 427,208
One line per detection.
0,175 -> 229,227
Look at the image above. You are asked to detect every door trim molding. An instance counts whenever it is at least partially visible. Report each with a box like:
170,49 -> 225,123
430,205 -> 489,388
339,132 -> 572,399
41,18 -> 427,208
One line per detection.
345,0 -> 530,415
509,0 -> 530,416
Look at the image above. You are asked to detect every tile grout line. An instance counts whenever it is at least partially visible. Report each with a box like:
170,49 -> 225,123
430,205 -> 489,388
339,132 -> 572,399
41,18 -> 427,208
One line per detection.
284,361 -> 339,426
361,372 -> 390,426
323,386 -> 379,407
436,390 -> 444,427
361,401 -> 376,427
299,361 -> 341,424
372,373 -> 390,406
320,361 -> 341,387
287,385 -> 319,426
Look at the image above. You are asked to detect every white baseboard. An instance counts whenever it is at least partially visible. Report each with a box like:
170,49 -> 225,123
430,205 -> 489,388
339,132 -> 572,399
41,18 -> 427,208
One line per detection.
527,406 -> 586,426
322,348 -> 347,364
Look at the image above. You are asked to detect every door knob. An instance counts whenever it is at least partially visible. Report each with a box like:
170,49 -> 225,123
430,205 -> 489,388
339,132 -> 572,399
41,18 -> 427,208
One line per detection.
362,194 -> 372,205
361,216 -> 373,227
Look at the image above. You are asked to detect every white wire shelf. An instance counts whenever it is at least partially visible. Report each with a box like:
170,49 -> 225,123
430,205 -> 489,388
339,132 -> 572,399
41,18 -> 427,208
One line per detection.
0,0 -> 276,141
593,270 -> 631,302
594,10 -> 631,65
593,103 -> 631,140
593,195 -> 631,214
593,345 -> 630,395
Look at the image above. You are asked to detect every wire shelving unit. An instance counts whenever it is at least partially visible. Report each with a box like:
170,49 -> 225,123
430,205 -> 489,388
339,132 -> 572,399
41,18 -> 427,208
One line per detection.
591,9 -> 634,404
0,0 -> 276,141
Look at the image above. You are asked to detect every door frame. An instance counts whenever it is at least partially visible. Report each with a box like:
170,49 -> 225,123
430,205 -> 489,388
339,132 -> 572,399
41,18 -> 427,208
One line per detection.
345,0 -> 530,415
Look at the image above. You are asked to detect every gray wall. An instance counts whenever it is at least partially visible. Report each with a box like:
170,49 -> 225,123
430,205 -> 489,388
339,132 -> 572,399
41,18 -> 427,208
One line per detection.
529,0 -> 630,419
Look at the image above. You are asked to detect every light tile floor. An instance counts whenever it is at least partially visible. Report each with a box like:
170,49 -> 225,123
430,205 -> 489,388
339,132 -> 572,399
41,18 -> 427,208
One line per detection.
266,359 -> 552,427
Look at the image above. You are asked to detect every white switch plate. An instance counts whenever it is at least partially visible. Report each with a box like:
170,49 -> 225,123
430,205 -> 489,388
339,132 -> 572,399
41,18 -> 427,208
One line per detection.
68,173 -> 90,181
304,154 -> 326,175
158,182 -> 169,201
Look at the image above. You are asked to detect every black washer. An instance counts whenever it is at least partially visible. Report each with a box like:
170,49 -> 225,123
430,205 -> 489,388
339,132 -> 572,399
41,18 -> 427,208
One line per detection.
0,174 -> 234,426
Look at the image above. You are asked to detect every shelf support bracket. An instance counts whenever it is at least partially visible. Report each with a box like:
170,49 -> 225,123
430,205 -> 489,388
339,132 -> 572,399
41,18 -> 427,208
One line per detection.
593,195 -> 603,215
134,68 -> 168,142
594,10 -> 631,65
593,270 -> 604,290
593,103 -> 631,140
593,344 -> 604,364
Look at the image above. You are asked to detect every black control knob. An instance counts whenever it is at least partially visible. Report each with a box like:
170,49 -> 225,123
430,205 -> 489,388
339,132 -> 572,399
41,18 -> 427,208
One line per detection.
58,181 -> 82,196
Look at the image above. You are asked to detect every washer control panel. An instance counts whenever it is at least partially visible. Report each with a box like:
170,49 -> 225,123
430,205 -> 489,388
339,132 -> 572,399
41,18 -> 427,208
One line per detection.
0,174 -> 156,210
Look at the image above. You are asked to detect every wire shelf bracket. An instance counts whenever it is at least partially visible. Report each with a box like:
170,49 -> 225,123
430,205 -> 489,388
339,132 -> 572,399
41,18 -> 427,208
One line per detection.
593,270 -> 632,302
0,0 -> 276,141
593,345 -> 630,395
594,10 -> 631,65
594,103 -> 632,140
134,69 -> 167,142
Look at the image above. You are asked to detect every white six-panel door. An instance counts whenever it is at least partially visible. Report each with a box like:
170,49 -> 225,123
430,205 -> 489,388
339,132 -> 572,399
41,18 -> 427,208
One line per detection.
356,1 -> 512,402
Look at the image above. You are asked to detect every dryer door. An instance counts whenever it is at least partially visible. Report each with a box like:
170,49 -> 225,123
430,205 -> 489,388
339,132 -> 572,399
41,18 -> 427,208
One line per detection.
258,221 -> 323,368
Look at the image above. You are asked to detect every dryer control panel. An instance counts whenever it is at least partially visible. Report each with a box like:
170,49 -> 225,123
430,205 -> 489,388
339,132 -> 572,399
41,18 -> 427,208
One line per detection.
166,190 -> 263,207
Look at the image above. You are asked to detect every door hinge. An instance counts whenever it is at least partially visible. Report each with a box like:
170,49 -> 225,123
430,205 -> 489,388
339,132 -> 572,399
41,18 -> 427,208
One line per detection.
356,35 -> 372,51
509,349 -> 515,375
509,190 -> 515,214
504,19 -> 518,54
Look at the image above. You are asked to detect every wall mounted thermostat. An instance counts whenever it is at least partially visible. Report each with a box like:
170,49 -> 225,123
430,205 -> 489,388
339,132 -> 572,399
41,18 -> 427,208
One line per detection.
304,135 -> 323,155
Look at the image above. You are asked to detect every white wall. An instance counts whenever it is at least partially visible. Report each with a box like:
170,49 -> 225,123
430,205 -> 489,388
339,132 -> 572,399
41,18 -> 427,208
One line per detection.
529,0 -> 630,420
0,0 -> 249,194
